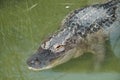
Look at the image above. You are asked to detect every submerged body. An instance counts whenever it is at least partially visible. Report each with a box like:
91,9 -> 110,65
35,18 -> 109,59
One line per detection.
27,0 -> 120,70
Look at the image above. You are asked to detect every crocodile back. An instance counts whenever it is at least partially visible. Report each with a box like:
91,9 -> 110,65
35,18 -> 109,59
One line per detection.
62,0 -> 120,38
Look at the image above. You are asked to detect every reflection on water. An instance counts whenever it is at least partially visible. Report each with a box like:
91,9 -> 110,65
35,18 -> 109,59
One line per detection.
0,0 -> 120,80
45,72 -> 120,80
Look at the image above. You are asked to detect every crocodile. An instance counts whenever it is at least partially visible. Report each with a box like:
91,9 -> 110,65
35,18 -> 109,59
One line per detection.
27,0 -> 120,70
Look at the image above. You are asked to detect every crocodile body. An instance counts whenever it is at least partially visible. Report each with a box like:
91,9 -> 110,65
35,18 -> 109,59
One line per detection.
27,0 -> 120,70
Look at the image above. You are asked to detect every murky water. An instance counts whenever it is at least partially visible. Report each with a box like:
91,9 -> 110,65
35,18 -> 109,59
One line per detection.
0,0 -> 120,80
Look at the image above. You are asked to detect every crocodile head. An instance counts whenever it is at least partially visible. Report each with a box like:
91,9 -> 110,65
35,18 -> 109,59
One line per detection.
27,28 -> 78,71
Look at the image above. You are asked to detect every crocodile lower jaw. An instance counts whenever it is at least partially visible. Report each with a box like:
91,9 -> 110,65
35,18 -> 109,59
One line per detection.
28,66 -> 52,71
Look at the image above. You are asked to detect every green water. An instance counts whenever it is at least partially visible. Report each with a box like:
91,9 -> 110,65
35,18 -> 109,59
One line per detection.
0,0 -> 120,80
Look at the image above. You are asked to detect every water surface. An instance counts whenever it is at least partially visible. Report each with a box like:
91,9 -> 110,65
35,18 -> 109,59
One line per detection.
0,0 -> 120,80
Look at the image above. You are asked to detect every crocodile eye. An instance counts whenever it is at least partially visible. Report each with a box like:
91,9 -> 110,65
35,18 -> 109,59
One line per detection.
54,45 -> 65,52
56,45 -> 63,49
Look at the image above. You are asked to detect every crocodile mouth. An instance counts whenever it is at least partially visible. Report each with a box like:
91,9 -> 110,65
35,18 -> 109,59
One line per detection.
27,48 -> 76,71
27,54 -> 63,71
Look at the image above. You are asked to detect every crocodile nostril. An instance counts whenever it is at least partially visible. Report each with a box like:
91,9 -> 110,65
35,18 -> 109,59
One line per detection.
35,57 -> 41,64
35,57 -> 38,61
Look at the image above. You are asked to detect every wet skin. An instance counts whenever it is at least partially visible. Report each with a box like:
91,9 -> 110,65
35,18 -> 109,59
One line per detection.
27,0 -> 120,70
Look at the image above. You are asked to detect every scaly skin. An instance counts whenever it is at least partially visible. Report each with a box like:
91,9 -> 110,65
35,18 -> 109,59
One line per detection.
27,0 -> 120,71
